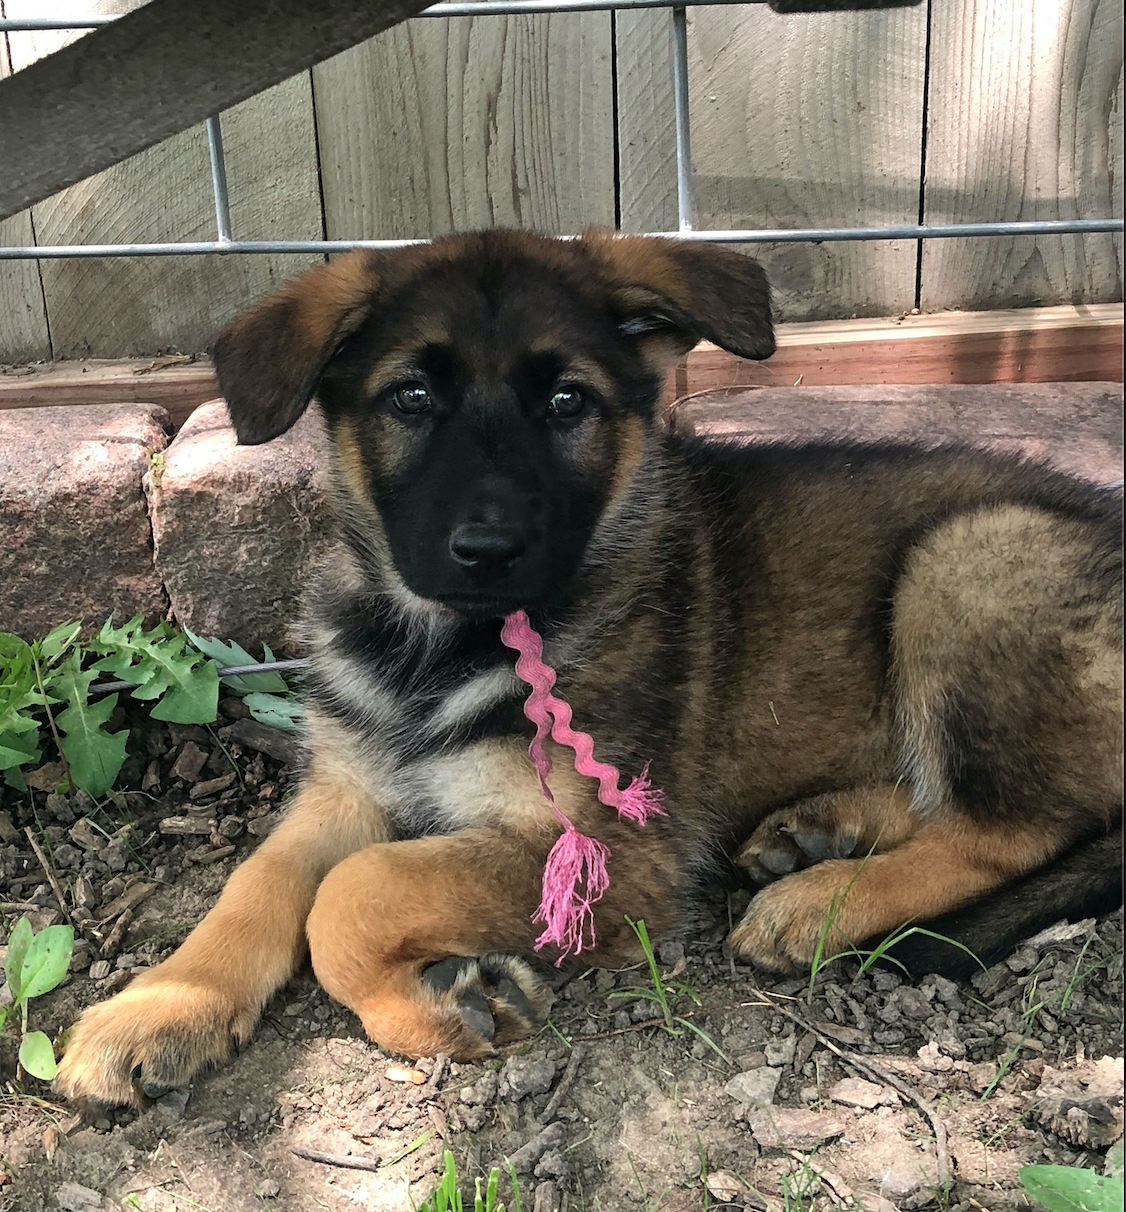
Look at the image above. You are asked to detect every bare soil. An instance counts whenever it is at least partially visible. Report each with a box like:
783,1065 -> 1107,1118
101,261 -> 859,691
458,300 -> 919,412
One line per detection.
0,704 -> 1121,1212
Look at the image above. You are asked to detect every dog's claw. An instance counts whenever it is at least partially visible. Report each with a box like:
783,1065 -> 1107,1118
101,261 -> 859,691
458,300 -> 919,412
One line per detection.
737,800 -> 867,887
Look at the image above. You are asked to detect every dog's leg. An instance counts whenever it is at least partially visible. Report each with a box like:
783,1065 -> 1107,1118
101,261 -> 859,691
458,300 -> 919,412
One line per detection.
56,757 -> 388,1106
307,824 -> 679,1059
734,782 -> 920,885
729,806 -> 1066,972
733,501 -> 1123,974
307,829 -> 549,1059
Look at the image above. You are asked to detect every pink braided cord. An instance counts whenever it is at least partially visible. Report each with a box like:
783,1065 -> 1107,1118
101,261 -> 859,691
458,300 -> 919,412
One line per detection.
500,609 -> 665,959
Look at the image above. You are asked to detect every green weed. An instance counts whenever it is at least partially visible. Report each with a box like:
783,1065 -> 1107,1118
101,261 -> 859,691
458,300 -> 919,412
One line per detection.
0,617 -> 303,799
1,916 -> 75,1080
609,917 -> 731,1066
1019,1137 -> 1123,1212
415,1149 -> 523,1212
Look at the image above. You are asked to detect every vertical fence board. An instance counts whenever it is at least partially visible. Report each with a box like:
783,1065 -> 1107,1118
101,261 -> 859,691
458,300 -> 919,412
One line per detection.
921,0 -> 1124,311
313,12 -> 615,239
616,8 -> 679,236
0,21 -> 50,362
617,5 -> 928,322
4,0 -> 324,358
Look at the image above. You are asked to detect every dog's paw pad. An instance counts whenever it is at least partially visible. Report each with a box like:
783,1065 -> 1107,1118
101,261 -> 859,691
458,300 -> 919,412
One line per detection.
421,954 -> 551,1051
479,953 -> 552,1044
790,829 -> 857,862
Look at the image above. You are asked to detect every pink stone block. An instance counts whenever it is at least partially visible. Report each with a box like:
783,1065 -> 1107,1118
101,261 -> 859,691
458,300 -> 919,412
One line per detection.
0,403 -> 170,639
673,382 -> 1124,486
150,400 -> 331,652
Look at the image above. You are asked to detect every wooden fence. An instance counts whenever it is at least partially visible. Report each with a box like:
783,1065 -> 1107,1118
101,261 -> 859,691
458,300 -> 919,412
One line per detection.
0,0 -> 1122,362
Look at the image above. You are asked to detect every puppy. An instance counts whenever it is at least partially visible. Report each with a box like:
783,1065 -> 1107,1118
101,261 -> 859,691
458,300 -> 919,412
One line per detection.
57,230 -> 1123,1106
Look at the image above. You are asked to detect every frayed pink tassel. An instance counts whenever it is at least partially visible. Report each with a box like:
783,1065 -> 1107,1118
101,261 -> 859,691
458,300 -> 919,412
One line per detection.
501,609 -> 666,960
534,824 -> 610,955
615,764 -> 664,825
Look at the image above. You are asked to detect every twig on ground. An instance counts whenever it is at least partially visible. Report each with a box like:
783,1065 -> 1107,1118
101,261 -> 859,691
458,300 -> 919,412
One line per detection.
30,654 -> 75,795
24,826 -> 74,927
425,1052 -> 449,1093
291,1146 -> 383,1173
751,985 -> 951,1193
539,1042 -> 587,1126
0,901 -> 43,913
577,998 -> 773,1041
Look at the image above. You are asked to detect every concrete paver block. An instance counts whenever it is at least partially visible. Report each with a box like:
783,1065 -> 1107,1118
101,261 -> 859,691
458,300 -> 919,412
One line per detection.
0,403 -> 171,639
671,382 -> 1124,487
150,399 -> 331,652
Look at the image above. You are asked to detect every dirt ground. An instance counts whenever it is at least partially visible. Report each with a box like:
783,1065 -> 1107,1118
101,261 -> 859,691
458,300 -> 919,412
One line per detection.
0,705 -> 1121,1212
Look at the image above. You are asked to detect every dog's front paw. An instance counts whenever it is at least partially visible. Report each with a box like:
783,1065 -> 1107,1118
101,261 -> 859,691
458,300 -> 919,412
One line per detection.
728,864 -> 858,974
56,979 -> 256,1107
420,953 -> 552,1053
735,800 -> 860,886
359,953 -> 552,1061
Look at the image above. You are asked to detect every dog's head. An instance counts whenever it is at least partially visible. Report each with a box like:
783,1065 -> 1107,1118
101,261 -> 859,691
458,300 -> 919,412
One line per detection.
212,230 -> 773,618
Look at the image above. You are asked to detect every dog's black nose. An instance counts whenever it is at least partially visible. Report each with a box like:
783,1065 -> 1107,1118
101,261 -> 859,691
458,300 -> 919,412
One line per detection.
449,523 -> 526,569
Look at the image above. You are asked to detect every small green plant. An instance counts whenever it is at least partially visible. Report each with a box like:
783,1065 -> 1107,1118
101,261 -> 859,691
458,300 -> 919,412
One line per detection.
0,617 -> 304,799
1,917 -> 75,1080
415,1150 -> 522,1212
1019,1139 -> 1124,1212
609,917 -> 730,1065
184,630 -> 305,732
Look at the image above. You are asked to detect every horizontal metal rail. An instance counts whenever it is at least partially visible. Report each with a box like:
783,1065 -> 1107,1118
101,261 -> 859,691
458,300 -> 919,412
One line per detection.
1,0 -> 755,31
1,3 -> 1121,264
0,219 -> 1121,260
90,659 -> 308,698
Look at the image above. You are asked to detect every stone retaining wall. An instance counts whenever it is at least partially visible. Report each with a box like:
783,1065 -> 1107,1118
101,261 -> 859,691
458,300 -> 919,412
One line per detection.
0,400 -> 331,651
1,384 -> 1122,651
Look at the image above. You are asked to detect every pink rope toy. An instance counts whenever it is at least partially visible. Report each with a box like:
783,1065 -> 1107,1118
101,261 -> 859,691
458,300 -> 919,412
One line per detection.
500,609 -> 665,961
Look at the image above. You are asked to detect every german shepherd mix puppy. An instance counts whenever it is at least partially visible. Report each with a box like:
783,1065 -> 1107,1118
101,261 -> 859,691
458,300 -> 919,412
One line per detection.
58,231 -> 1122,1106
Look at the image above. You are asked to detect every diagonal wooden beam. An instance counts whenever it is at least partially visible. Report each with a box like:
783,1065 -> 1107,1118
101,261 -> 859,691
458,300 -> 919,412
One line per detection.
0,0 -> 434,222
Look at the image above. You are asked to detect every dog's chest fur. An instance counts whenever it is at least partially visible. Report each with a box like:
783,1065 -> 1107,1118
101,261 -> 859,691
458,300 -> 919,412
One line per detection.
306,603 -> 548,837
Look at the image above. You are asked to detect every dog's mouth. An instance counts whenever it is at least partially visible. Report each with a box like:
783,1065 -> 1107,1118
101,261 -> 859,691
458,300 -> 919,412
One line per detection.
432,593 -> 527,620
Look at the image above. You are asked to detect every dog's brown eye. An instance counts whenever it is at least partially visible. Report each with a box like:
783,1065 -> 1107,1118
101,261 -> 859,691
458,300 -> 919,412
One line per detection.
393,383 -> 432,414
548,387 -> 587,419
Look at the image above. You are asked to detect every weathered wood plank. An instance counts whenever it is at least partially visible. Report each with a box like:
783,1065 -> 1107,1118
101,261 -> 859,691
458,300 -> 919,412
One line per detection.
673,303 -> 1125,397
616,7 -> 679,236
617,4 -> 928,321
0,25 -> 49,361
313,12 -> 615,239
0,359 -> 219,430
921,0 -> 1124,311
5,304 -> 1119,435
5,1 -> 325,358
0,0 -> 437,222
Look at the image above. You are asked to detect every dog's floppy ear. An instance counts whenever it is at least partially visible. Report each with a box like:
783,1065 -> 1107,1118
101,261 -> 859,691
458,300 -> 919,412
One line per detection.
211,251 -> 381,444
582,229 -> 775,362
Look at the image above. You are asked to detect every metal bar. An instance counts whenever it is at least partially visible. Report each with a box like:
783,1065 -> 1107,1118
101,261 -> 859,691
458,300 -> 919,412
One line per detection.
1,219 -> 1121,260
651,219 -> 1126,243
0,0 -> 760,31
206,115 -> 234,244
0,240 -> 428,259
0,16 -> 119,30
90,658 -> 309,698
671,6 -> 694,232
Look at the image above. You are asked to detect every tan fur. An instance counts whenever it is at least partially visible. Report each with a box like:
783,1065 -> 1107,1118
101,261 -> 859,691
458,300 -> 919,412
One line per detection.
730,814 -> 1067,972
56,728 -> 389,1103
